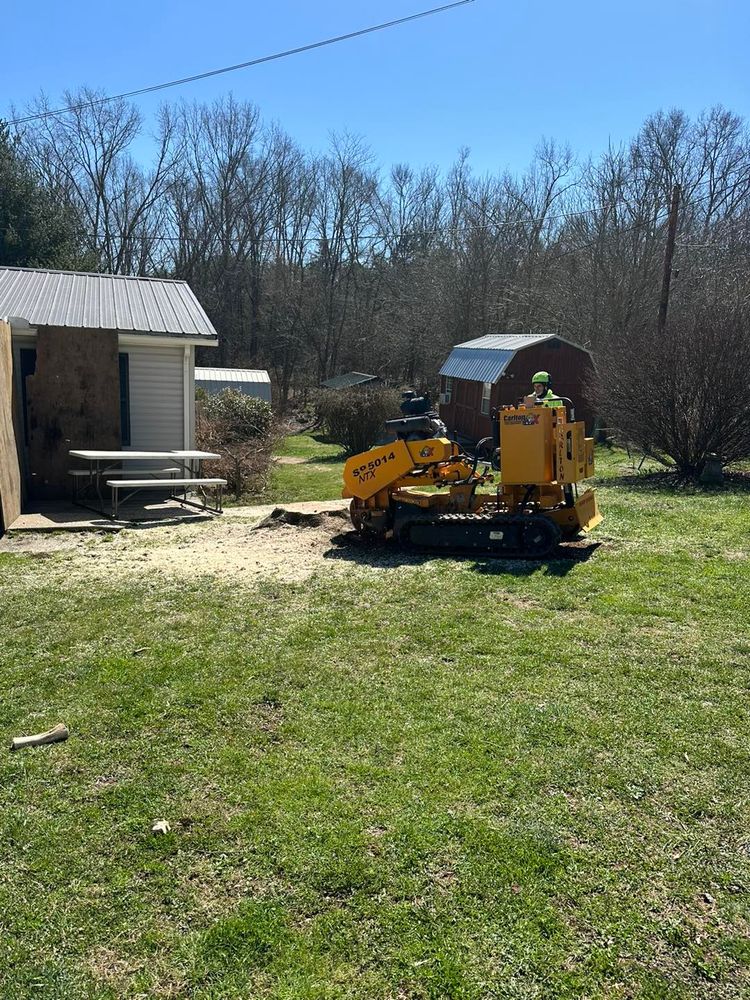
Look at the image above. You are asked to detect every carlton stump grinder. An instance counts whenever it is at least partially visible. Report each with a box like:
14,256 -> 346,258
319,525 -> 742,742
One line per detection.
342,394 -> 602,558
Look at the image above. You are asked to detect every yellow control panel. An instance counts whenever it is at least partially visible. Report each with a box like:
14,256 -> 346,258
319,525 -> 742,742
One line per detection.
499,406 -> 556,484
499,405 -> 595,485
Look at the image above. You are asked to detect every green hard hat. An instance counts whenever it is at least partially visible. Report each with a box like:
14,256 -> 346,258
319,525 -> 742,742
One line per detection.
532,371 -> 550,384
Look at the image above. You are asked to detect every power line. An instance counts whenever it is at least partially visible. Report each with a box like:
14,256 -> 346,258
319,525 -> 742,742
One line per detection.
74,197 -> 670,246
76,190 -> 728,263
8,1 -> 475,126
87,186 -> 728,250
74,199 -> 685,250
74,212 -> 670,261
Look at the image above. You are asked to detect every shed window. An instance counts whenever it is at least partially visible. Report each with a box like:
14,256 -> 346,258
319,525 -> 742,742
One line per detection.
481,381 -> 492,416
442,376 -> 453,403
119,353 -> 131,446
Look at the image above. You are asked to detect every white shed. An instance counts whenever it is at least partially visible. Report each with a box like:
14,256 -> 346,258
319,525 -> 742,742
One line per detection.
0,266 -> 218,498
195,367 -> 272,403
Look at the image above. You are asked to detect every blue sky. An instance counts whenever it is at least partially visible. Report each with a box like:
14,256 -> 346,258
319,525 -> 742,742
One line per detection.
4,0 -> 748,176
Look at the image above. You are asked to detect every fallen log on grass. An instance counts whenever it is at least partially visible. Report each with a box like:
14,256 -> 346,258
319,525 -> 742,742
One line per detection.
10,722 -> 69,752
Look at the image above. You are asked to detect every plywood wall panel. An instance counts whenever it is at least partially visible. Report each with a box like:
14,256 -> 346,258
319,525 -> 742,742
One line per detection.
0,321 -> 23,532
26,327 -> 120,498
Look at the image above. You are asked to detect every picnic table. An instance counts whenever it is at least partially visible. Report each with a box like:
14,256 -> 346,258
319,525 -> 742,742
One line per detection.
68,449 -> 226,518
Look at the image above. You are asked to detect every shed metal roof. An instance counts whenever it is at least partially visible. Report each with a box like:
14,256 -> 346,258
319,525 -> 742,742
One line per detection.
195,367 -> 270,384
440,332 -> 590,383
0,266 -> 218,339
320,371 -> 379,389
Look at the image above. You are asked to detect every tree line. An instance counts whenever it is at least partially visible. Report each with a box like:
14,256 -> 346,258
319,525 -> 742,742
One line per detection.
3,90 -> 750,419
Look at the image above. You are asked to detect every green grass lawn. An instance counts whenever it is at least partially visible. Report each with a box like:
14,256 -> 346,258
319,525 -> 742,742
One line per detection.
257,432 -> 347,504
1,442 -> 749,998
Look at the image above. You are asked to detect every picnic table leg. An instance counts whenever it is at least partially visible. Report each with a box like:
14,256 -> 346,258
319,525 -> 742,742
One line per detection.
95,459 -> 104,512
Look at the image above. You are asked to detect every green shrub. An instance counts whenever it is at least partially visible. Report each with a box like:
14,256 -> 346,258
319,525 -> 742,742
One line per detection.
196,390 -> 277,498
317,387 -> 402,457
201,389 -> 273,441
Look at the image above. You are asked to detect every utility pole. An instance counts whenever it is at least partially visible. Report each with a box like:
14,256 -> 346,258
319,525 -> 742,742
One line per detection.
657,183 -> 681,334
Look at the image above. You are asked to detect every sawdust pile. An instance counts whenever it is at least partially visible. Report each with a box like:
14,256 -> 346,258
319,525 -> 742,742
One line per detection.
1,500 -> 603,589
1,502 -> 360,585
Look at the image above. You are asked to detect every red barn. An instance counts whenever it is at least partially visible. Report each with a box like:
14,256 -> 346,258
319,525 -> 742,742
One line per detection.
438,333 -> 595,445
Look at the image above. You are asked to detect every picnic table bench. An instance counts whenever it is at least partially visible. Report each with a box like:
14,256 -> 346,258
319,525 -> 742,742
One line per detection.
68,450 -> 226,519
106,477 -> 226,518
69,466 -> 181,481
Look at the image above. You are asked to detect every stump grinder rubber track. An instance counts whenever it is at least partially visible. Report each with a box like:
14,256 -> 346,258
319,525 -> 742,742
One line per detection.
394,510 -> 563,558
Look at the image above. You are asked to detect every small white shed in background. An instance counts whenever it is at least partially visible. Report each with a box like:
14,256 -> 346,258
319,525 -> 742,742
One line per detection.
195,367 -> 272,403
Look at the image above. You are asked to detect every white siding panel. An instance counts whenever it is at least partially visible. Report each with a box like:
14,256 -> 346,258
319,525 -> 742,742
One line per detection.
123,344 -> 184,450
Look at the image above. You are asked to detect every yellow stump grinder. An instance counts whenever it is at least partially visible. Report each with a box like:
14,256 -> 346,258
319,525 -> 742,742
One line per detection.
342,395 -> 601,558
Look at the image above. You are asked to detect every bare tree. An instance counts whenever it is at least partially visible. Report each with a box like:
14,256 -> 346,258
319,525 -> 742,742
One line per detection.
13,88 -> 750,434
305,134 -> 378,380
167,96 -> 273,365
262,131 -> 318,409
19,89 -> 179,273
593,302 -> 750,476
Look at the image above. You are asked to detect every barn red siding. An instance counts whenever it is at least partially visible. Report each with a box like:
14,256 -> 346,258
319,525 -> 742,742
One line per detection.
439,376 -> 496,442
439,340 -> 595,444
505,342 -> 595,431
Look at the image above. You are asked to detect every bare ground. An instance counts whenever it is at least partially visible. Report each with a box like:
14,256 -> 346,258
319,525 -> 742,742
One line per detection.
0,499 -> 603,589
0,501 -> 356,586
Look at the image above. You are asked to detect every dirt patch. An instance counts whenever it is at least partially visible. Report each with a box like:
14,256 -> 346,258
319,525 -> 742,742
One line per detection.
1,501 -> 603,588
273,456 -> 307,464
0,530 -> 99,555
0,502 -> 355,586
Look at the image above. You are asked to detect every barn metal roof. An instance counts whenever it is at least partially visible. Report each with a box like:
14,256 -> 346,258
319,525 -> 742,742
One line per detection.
440,333 -> 590,383
0,266 -> 218,339
456,333 -> 555,350
440,347 -> 516,383
195,367 -> 270,384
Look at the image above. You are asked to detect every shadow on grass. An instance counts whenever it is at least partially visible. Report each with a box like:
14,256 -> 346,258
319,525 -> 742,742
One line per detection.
325,531 -> 601,577
473,541 -> 602,578
303,453 -> 347,465
596,470 -> 750,495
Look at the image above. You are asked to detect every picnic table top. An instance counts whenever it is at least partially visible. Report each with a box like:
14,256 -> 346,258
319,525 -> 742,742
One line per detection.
69,450 -> 220,461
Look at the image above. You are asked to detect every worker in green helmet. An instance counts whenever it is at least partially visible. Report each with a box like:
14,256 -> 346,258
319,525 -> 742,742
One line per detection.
523,371 -> 563,408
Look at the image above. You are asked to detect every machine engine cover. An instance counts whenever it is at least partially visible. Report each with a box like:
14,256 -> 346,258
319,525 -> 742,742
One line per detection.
343,438 -> 454,500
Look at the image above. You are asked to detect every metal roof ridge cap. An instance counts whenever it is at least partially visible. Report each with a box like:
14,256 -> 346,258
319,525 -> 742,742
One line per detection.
0,264 -> 191,285
454,333 -> 553,348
